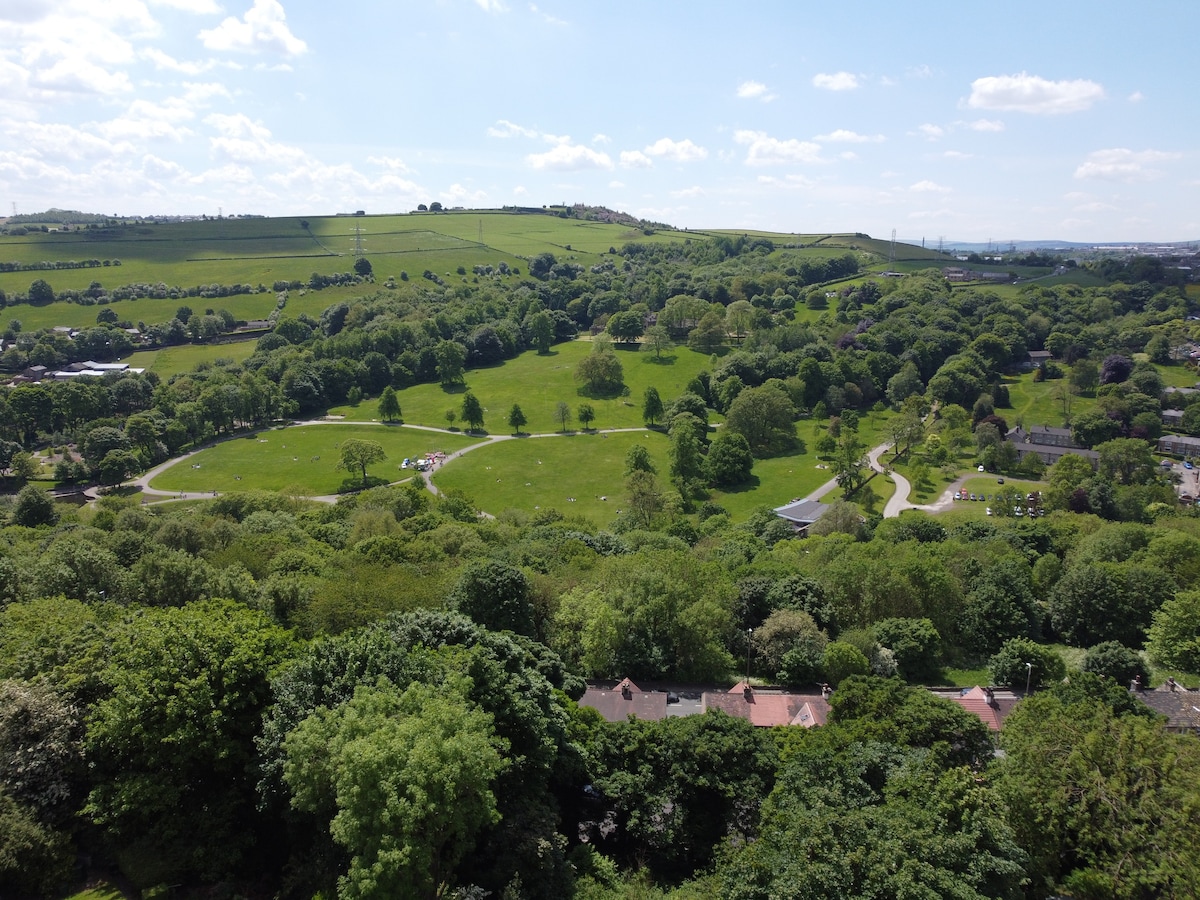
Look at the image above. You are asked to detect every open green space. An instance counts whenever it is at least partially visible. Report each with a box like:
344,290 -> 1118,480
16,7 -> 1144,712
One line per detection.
126,338 -> 259,377
432,430 -> 667,525
148,424 -> 479,494
331,339 -> 717,433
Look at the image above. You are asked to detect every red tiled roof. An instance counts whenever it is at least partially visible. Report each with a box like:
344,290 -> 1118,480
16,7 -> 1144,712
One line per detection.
948,686 -> 1015,731
701,682 -> 807,727
791,698 -> 830,728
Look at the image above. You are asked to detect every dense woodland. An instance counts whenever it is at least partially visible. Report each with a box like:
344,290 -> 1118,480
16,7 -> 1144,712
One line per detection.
2,230 -> 1200,899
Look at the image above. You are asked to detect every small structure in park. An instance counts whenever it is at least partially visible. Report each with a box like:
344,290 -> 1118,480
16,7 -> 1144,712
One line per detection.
773,498 -> 830,536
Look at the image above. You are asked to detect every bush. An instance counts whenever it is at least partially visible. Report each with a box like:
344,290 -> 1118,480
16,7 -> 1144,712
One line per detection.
822,641 -> 870,687
1082,641 -> 1149,687
988,637 -> 1066,691
872,617 -> 941,683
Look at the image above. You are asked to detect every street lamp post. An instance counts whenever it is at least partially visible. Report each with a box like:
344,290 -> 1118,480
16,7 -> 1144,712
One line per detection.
1025,661 -> 1033,695
746,628 -> 753,686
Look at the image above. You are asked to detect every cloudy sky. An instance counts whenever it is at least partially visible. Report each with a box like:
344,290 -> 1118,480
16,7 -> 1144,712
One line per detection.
1,0 -> 1195,242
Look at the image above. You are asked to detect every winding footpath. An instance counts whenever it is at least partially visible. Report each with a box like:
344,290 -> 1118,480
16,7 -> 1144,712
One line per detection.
127,419 -> 966,518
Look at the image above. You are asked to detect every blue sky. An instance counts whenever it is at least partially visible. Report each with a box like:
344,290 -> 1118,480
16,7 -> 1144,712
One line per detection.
1,0 -> 1195,242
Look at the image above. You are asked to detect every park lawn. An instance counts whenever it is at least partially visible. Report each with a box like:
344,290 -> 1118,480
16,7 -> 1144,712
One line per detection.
330,340 -> 716,433
1003,370 -> 1094,428
1154,362 -> 1199,388
148,424 -> 479,494
432,429 -> 669,525
710,447 -> 832,521
126,338 -> 258,378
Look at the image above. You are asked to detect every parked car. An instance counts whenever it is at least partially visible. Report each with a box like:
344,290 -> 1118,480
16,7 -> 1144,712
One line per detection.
1186,460 -> 1194,470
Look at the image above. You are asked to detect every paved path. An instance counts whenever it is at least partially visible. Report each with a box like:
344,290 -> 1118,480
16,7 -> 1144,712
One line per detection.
128,420 -> 653,505
127,418 -> 974,518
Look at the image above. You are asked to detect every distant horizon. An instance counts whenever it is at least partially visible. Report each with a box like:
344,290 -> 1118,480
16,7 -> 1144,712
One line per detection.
1,2 -> 1196,243
4,205 -> 1197,252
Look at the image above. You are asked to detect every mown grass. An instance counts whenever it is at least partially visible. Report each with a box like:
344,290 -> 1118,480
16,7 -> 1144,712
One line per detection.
433,430 -> 666,525
148,424 -> 479,494
126,338 -> 259,377
330,340 -> 717,434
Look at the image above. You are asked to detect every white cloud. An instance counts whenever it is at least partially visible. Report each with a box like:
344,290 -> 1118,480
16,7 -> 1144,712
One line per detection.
199,0 -> 307,56
643,137 -> 707,162
910,180 -> 950,193
442,182 -> 488,205
608,180 -> 624,189
528,4 -> 566,25
735,130 -> 822,166
526,141 -> 612,171
6,120 -> 135,161
969,118 -> 1004,132
512,185 -> 527,195
1128,91 -> 1144,103
140,47 -> 221,74
368,155 -> 412,174
917,123 -> 944,141
737,79 -> 775,101
813,129 -> 884,143
204,112 -> 308,166
592,133 -> 610,144
487,119 -> 538,139
840,151 -> 857,160
31,55 -> 134,95
943,150 -> 972,159
671,186 -> 704,198
968,72 -> 1104,114
812,71 -> 858,91
150,0 -> 222,12
907,64 -> 933,79
95,96 -> 199,141
1074,148 -> 1181,181
619,150 -> 652,169
475,0 -> 509,12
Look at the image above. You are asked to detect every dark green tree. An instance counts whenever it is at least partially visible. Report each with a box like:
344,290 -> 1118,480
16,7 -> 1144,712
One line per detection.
460,392 -> 485,432
507,403 -> 527,434
377,386 -> 401,422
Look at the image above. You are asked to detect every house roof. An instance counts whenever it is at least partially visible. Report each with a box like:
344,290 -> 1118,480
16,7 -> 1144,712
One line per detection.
701,682 -> 807,727
578,677 -> 669,723
790,697 -> 830,728
1136,685 -> 1200,732
947,686 -> 1017,732
774,498 -> 830,526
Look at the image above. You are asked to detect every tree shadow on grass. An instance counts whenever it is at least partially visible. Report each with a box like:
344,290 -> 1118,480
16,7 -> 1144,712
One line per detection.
712,474 -> 762,496
440,383 -> 467,395
641,353 -> 678,365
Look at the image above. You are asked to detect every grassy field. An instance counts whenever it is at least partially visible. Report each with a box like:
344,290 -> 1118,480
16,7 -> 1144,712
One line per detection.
432,430 -> 667,525
148,424 -> 480,494
330,339 -> 718,433
0,212 -> 690,300
125,338 -> 259,377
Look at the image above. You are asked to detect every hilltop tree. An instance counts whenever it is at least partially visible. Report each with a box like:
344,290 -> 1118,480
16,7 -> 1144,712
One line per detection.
642,324 -> 673,360
377,386 -> 402,423
555,401 -> 571,433
338,439 -> 387,488
461,392 -> 485,432
527,310 -> 554,354
27,279 -> 53,305
353,257 -> 373,277
723,384 -> 797,457
643,386 -> 664,426
435,340 -> 467,386
507,404 -> 527,434
577,403 -> 595,430
575,344 -> 624,396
